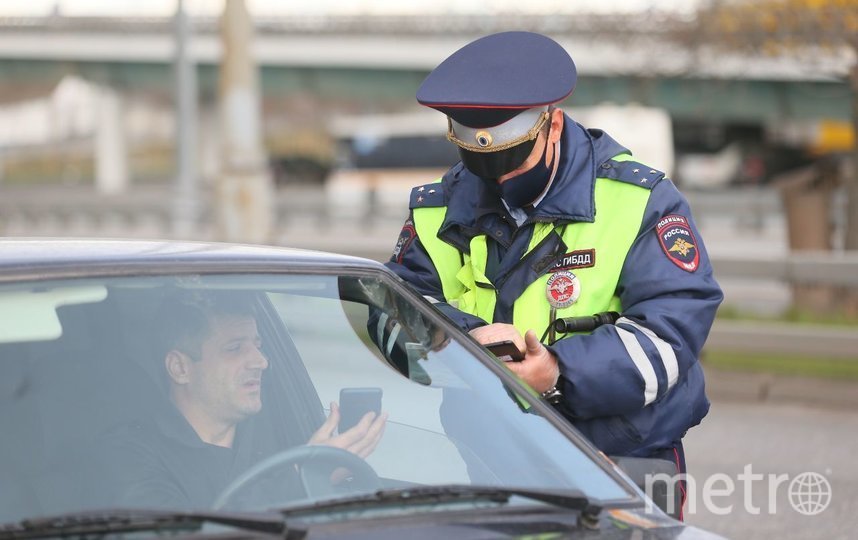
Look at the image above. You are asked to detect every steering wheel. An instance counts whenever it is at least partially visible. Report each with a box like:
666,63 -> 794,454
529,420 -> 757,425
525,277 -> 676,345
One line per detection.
213,445 -> 382,510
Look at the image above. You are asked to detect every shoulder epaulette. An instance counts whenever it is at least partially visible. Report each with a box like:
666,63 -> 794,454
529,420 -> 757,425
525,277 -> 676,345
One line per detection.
597,158 -> 665,190
409,180 -> 446,209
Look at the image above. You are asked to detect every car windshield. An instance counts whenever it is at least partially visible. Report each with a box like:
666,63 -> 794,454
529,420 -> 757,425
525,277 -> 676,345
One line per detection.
0,270 -> 633,524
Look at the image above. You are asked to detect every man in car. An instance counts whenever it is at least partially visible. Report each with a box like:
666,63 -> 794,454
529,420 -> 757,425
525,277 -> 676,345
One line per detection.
108,291 -> 387,508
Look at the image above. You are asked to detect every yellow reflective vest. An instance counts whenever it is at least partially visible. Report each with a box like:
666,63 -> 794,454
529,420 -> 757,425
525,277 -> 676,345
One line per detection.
412,153 -> 651,341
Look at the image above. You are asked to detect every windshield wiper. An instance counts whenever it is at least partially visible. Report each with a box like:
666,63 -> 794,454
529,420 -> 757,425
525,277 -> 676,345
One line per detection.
0,508 -> 286,539
277,485 -> 602,523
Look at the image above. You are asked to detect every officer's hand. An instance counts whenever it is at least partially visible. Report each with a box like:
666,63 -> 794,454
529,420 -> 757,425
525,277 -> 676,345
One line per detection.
469,323 -> 525,353
308,402 -> 388,459
505,330 -> 560,393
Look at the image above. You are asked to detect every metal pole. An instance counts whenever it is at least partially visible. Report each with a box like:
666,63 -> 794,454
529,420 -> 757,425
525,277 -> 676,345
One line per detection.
215,0 -> 273,243
94,86 -> 129,195
172,0 -> 198,238
845,51 -> 858,252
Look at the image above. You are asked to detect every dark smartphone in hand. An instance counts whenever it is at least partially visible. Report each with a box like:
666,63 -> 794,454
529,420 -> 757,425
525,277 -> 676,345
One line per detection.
338,387 -> 383,433
485,340 -> 524,362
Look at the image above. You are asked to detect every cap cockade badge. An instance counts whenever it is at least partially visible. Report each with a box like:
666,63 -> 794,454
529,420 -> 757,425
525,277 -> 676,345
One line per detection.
475,131 -> 493,148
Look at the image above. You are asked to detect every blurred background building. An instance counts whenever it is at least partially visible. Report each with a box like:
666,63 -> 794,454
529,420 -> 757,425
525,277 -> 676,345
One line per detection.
0,0 -> 858,312
0,0 -> 856,311
1,0 -> 856,317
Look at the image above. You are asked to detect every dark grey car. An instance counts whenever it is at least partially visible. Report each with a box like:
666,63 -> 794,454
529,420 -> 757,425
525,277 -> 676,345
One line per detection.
0,239 -> 723,539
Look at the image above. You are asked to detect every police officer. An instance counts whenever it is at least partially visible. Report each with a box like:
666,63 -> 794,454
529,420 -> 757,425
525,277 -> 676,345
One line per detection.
386,31 -> 723,507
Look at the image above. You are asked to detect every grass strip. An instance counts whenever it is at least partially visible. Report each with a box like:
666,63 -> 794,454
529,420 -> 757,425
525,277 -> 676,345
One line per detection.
702,349 -> 858,381
716,306 -> 858,328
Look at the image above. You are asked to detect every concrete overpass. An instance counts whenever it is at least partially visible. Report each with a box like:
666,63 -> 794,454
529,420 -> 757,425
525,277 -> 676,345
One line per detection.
0,14 -> 852,123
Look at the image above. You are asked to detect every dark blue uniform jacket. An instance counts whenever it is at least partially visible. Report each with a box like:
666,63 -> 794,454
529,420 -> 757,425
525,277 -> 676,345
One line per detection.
387,116 -> 723,457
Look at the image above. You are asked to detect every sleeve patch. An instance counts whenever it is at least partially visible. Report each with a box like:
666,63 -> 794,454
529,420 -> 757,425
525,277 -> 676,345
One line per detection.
391,219 -> 416,264
656,214 -> 699,272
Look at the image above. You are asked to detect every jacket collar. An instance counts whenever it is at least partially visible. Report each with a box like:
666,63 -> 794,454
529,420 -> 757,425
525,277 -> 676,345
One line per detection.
439,115 -> 629,247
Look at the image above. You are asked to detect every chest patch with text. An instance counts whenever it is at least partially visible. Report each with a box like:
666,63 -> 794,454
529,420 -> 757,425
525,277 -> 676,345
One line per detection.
550,249 -> 596,272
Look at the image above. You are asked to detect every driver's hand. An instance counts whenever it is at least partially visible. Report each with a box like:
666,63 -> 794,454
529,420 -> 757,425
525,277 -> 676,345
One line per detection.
308,402 -> 387,459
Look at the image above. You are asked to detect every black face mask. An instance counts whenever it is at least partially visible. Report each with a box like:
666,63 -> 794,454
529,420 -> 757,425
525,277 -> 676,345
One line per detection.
458,137 -> 538,180
497,137 -> 557,208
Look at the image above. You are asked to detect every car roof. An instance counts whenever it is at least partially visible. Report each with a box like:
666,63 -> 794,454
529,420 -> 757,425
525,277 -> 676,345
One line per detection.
0,238 -> 387,281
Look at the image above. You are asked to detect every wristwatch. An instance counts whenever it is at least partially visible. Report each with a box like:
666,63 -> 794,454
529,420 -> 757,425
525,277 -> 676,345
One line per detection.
539,384 -> 563,405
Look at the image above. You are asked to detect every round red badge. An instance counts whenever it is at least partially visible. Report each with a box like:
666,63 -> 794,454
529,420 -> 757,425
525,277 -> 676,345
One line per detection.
546,271 -> 581,309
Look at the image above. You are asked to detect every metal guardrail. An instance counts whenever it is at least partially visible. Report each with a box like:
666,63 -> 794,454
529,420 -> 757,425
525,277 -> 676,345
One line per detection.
706,320 -> 858,359
684,188 -> 782,217
712,254 -> 858,287
0,185 -> 781,230
2,185 -> 856,360
6,186 -> 856,283
708,254 -> 858,360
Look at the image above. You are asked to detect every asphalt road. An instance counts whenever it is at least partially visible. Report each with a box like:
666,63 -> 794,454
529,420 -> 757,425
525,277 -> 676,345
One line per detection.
682,399 -> 858,539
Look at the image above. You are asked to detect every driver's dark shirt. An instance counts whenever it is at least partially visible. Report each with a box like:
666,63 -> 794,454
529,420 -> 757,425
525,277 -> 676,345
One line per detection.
104,405 -> 270,508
